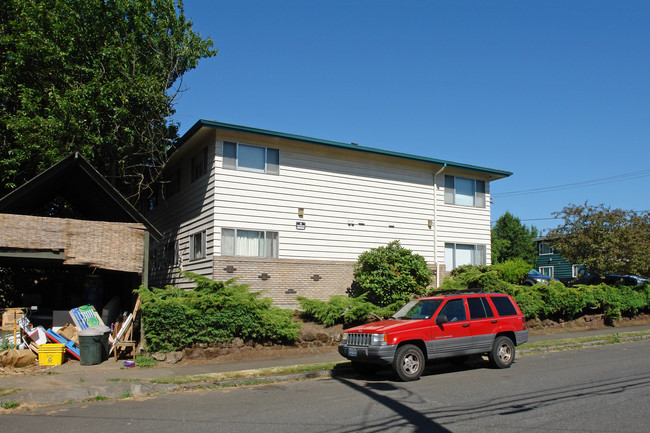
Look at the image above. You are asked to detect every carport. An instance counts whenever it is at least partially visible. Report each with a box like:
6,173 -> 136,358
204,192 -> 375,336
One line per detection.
0,152 -> 160,329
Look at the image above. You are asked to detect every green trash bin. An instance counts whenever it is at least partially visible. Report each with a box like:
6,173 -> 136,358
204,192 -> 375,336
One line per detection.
79,327 -> 103,365
86,325 -> 111,361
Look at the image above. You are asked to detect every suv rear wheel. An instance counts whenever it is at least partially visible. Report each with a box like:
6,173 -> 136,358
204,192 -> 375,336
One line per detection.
488,336 -> 515,368
392,344 -> 424,381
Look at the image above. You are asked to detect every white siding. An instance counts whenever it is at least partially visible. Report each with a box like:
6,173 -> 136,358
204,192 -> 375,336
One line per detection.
212,132 -> 439,262
147,134 -> 217,288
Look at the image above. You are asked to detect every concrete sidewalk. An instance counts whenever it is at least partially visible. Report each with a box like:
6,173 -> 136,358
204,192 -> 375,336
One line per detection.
2,323 -> 650,409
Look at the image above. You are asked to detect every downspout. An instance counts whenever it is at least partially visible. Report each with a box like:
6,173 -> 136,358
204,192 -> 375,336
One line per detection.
433,164 -> 446,288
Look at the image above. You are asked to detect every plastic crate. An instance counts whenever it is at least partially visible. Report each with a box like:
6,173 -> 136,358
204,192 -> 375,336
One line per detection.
38,343 -> 65,366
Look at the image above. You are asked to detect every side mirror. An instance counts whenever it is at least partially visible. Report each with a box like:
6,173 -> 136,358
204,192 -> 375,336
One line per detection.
436,315 -> 448,325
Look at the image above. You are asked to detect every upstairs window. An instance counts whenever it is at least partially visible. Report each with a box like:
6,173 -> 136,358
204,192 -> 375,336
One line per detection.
221,228 -> 278,258
444,175 -> 486,207
191,148 -> 208,182
223,141 -> 279,175
190,231 -> 206,261
539,242 -> 554,255
164,169 -> 181,198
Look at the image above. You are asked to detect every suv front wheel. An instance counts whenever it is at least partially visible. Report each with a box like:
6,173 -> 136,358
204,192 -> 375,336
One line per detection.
488,336 -> 515,369
392,344 -> 425,381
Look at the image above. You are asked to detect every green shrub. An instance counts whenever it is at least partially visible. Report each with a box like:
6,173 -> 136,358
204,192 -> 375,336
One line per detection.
297,294 -> 396,327
492,258 -> 532,284
137,273 -> 300,352
352,241 -> 433,307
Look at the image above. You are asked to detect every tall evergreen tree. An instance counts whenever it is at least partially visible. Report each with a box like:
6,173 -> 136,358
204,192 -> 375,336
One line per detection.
491,211 -> 538,265
0,0 -> 217,205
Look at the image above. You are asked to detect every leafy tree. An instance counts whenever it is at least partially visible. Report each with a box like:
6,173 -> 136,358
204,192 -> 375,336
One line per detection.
548,203 -> 650,277
0,0 -> 217,205
491,211 -> 538,265
352,240 -> 433,307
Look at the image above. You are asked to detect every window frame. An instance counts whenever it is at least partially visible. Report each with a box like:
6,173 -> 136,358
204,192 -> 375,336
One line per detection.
221,228 -> 279,258
444,175 -> 486,208
444,243 -> 487,270
189,230 -> 207,261
538,242 -> 554,255
191,148 -> 208,183
222,141 -> 279,175
539,266 -> 554,278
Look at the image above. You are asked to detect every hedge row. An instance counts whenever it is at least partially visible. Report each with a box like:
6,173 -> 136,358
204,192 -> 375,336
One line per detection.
136,273 -> 299,352
296,294 -> 398,327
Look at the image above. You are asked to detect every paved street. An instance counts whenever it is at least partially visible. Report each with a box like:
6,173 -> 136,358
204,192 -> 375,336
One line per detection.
2,340 -> 649,432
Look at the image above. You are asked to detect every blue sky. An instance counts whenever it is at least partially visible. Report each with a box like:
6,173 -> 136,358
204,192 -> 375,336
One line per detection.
173,1 -> 650,234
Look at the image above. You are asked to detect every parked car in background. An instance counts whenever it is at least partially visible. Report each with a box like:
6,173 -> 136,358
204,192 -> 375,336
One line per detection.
571,268 -> 650,286
523,269 -> 558,286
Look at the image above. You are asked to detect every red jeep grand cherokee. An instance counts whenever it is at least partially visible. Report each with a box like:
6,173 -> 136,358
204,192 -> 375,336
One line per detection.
338,292 -> 528,381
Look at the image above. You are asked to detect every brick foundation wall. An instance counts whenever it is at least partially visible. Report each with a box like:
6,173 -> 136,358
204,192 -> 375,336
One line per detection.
213,257 -> 355,308
212,257 -> 443,308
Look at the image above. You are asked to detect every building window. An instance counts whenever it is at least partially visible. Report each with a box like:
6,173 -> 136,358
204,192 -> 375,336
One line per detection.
222,141 -> 279,175
572,264 -> 584,278
221,228 -> 278,258
539,242 -> 554,255
539,266 -> 554,278
164,169 -> 181,198
191,148 -> 208,182
444,175 -> 486,207
444,243 -> 486,270
190,231 -> 206,261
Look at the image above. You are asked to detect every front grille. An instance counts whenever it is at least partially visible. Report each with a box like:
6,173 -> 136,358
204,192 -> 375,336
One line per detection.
347,333 -> 372,346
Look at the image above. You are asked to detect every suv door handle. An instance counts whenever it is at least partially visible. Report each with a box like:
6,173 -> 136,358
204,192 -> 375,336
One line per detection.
491,320 -> 498,324
462,324 -> 470,328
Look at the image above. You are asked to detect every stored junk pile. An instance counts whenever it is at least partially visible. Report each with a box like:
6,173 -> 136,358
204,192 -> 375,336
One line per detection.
0,301 -> 137,368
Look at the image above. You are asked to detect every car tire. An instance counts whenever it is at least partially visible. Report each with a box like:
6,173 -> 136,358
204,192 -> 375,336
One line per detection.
488,336 -> 515,369
522,279 -> 535,287
392,344 -> 425,381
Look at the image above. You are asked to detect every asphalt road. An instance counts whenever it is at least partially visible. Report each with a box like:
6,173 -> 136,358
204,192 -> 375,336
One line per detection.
2,341 -> 649,432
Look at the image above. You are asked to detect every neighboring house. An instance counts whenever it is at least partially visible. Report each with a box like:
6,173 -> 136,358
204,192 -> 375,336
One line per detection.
0,153 -> 161,327
146,120 -> 511,307
534,238 -> 582,282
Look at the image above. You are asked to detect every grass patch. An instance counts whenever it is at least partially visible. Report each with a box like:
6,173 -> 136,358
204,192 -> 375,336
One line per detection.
119,391 -> 133,399
106,378 -> 142,383
0,388 -> 20,398
151,362 -> 341,385
1,401 -> 19,409
135,355 -> 157,368
87,395 -> 107,401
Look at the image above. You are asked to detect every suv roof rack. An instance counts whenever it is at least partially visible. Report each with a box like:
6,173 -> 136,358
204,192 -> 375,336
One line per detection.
428,288 -> 492,295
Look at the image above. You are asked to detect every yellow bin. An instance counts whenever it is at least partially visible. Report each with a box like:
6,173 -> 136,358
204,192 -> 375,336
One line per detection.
38,343 -> 65,366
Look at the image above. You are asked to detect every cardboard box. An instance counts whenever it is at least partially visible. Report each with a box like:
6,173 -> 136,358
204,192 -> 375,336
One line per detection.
1,308 -> 24,331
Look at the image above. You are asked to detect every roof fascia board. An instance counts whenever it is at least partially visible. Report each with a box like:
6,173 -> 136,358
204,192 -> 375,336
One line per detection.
177,119 -> 512,178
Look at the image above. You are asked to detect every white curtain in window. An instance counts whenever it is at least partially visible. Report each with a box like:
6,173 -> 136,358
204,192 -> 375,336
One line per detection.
455,244 -> 474,267
221,229 -> 235,255
236,230 -> 264,256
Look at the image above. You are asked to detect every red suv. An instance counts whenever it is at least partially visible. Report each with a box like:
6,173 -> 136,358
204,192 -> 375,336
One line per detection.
338,292 -> 528,381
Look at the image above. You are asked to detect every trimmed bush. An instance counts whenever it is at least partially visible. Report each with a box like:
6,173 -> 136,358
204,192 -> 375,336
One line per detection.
136,273 -> 299,352
352,241 -> 433,307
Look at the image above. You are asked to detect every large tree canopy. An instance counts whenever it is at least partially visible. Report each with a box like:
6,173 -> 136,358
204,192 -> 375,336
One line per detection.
548,203 -> 650,277
0,0 -> 216,205
491,211 -> 538,266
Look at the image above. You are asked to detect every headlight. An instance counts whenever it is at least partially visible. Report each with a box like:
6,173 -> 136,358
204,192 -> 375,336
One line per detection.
371,333 -> 388,346
342,333 -> 348,343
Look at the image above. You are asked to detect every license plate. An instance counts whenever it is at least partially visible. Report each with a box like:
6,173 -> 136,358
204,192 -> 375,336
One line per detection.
348,348 -> 357,357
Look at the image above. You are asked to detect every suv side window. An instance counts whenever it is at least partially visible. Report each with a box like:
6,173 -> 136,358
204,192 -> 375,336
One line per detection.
439,299 -> 467,322
489,296 -> 517,317
468,297 -> 494,319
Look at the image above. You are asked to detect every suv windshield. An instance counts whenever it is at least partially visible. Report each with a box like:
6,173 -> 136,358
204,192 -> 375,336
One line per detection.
392,299 -> 443,320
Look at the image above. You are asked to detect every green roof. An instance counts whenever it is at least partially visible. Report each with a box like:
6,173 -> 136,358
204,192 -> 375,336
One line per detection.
177,119 -> 512,178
